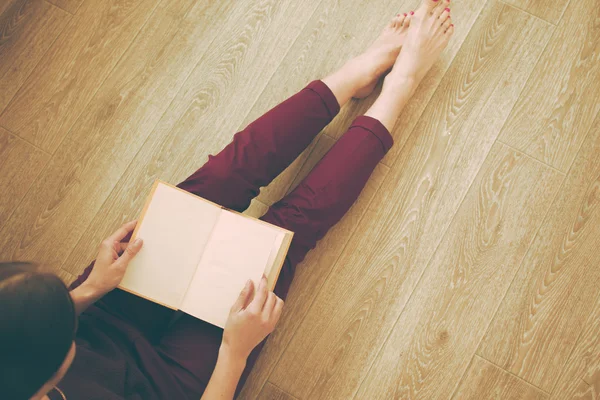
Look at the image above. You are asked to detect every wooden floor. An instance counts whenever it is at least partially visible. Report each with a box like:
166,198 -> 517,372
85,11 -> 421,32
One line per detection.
1,0 -> 599,398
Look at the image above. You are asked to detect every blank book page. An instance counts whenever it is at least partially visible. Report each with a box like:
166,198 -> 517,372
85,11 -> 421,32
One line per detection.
181,211 -> 280,328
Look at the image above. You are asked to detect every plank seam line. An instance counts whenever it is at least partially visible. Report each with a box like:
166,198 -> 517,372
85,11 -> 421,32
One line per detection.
450,353 -> 479,399
497,0 -> 558,26
496,139 -> 566,175
43,0 -> 77,15
58,0 -> 202,274
473,354 -> 551,395
0,126 -> 51,155
265,382 -> 301,400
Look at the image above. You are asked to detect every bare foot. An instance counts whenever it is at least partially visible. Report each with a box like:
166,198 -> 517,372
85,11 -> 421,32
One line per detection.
386,0 -> 454,87
364,0 -> 455,131
353,12 -> 414,98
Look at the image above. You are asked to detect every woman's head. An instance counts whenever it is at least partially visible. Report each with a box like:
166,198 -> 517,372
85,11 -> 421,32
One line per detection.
0,262 -> 77,399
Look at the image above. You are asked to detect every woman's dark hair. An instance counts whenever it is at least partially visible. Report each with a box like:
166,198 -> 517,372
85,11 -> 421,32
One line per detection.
0,262 -> 76,399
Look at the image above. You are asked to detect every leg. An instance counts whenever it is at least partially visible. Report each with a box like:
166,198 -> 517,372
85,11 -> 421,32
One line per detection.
155,114 -> 393,398
177,80 -> 340,212
177,12 -> 414,212
156,4 -> 455,396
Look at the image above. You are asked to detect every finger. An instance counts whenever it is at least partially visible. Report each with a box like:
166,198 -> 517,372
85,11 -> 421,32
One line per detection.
271,297 -> 284,325
249,275 -> 268,312
263,292 -> 276,317
107,220 -> 138,243
113,238 -> 143,267
231,280 -> 254,312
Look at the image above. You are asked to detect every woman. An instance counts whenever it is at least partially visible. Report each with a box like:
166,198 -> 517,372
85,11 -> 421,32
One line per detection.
0,1 -> 453,398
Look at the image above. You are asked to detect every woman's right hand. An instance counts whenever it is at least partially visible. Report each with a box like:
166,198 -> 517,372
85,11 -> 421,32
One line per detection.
222,276 -> 284,361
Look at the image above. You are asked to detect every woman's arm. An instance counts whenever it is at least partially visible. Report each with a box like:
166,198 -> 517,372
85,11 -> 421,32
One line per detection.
70,221 -> 143,315
201,276 -> 284,400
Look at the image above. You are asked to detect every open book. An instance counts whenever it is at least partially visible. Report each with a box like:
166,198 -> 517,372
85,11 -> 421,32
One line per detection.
119,180 -> 293,328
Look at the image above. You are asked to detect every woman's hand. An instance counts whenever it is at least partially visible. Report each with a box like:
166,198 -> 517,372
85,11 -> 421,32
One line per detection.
85,220 -> 143,296
71,221 -> 143,315
222,276 -> 284,362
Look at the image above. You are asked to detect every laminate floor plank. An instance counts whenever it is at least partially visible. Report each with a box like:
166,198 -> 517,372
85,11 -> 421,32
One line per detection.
452,355 -> 548,400
355,143 -> 562,399
501,0 -> 569,23
550,293 -> 600,399
0,0 -> 225,268
0,0 -> 70,113
60,0 -> 323,275
478,118 -> 600,392
498,0 -> 600,172
0,127 -> 49,226
0,0 -> 159,153
267,4 -> 554,399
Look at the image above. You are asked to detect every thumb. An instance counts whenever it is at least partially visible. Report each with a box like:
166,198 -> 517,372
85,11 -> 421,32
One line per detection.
115,238 -> 143,267
232,280 -> 254,312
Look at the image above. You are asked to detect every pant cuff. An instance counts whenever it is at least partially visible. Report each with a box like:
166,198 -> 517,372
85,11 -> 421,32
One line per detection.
306,80 -> 341,118
352,115 -> 394,153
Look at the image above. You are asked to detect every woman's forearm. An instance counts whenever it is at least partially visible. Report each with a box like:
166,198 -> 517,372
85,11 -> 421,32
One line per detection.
201,345 -> 247,400
70,283 -> 105,316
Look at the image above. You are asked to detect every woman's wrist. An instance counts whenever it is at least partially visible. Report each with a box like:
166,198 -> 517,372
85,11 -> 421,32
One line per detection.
218,344 -> 247,374
70,282 -> 105,315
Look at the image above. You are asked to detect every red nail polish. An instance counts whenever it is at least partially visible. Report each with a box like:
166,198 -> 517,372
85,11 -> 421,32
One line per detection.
404,13 -> 408,16
450,24 -> 454,27
410,11 -> 415,15
445,7 -> 450,12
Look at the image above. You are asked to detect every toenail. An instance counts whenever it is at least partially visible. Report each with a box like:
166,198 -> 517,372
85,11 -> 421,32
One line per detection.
410,11 -> 414,15
404,13 -> 407,16
445,8 -> 450,12
450,24 -> 454,27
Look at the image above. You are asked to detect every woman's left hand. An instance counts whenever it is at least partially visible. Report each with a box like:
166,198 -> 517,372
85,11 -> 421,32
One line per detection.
85,220 -> 143,296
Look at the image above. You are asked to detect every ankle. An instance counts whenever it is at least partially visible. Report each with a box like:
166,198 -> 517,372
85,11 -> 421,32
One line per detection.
382,74 -> 418,95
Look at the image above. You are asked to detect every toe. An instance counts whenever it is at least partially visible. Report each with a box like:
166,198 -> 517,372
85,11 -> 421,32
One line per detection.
403,12 -> 414,27
392,14 -> 404,28
441,17 -> 452,32
433,3 -> 449,19
439,7 -> 451,22
445,24 -> 455,37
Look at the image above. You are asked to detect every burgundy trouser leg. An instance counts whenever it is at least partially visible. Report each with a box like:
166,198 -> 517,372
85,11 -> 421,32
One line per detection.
70,81 -> 339,342
158,117 -> 393,398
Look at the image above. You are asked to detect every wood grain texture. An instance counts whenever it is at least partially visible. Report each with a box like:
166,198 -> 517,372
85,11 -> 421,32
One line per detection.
0,0 -> 159,153
501,0 -> 569,23
59,0 -> 323,275
257,383 -> 298,400
0,0 -> 219,268
478,118 -> 600,392
0,127 -> 49,225
551,293 -> 600,399
452,356 -> 548,400
240,161 -> 390,400
498,0 -> 600,172
268,4 -> 553,399
45,0 -> 83,15
354,143 -> 562,400
0,0 -> 69,113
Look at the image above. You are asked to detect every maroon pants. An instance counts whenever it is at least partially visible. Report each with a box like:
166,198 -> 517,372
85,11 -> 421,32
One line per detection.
71,80 -> 393,397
